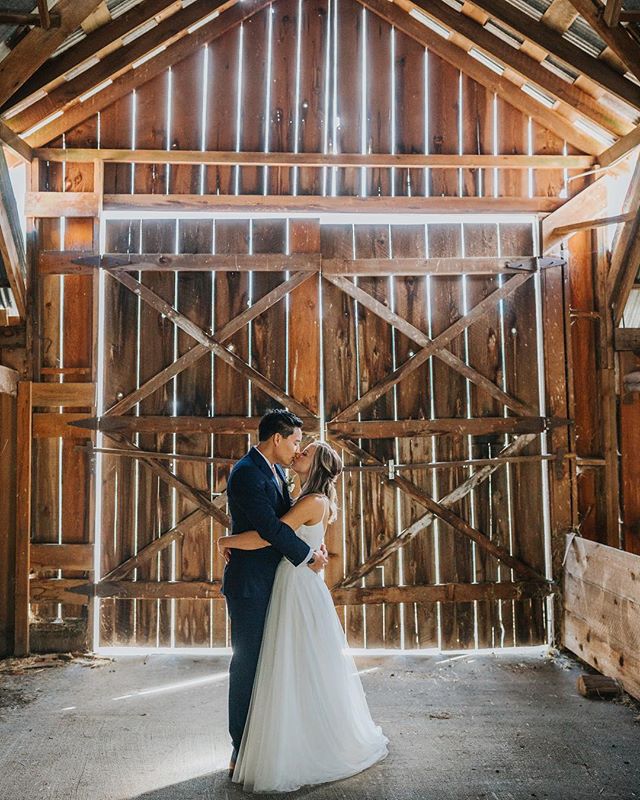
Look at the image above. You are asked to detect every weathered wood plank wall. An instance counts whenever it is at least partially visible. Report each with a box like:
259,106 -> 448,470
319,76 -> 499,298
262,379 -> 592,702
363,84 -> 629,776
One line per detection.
24,0 -> 573,650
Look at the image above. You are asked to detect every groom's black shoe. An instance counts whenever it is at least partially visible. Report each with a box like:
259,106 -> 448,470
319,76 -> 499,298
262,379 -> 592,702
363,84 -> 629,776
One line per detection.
228,747 -> 238,779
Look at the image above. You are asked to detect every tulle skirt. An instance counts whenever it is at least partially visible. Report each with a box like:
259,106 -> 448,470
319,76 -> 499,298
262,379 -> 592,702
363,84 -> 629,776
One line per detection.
232,561 -> 388,793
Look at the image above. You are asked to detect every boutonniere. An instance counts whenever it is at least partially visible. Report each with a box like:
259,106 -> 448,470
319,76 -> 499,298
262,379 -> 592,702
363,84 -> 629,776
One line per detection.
285,474 -> 296,494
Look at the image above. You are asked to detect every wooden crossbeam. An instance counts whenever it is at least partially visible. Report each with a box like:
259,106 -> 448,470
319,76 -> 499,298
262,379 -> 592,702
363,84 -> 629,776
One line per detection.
322,256 -> 543,276
71,415 -> 321,434
332,435 -> 548,585
358,0 -> 601,153
68,579 -> 552,603
31,543 -> 93,570
542,173 -> 612,251
0,0 -> 104,108
599,123 -> 640,169
327,417 -> 563,438
70,252 -> 320,274
552,211 -> 636,237
467,0 -> 640,109
102,271 -> 315,417
19,0 -> 272,148
604,0 -> 623,26
109,270 -> 316,419
0,118 -> 32,163
404,0 -> 631,137
33,148 -> 596,169
332,580 -> 553,606
566,0 -> 640,83
333,433 -> 542,588
330,272 -> 535,422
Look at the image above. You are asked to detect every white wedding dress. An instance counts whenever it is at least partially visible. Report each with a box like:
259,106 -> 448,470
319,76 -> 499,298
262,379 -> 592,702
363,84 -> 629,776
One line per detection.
232,519 -> 388,793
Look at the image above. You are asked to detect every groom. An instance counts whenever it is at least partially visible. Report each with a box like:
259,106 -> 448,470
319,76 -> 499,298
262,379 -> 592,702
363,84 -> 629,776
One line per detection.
222,409 -> 329,775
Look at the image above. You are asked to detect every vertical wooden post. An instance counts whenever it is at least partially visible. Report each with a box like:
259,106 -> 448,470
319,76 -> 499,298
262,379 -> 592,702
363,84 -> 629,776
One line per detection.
595,227 -> 622,548
14,380 -> 32,656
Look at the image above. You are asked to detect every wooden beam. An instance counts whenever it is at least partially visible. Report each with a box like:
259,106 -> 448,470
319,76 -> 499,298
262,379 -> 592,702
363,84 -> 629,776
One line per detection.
333,432 -> 540,587
0,148 -> 26,317
9,0 -> 246,135
29,578 -> 90,605
37,0 -> 53,29
71,414 -> 320,434
603,0 -> 623,26
613,215 -> 640,324
30,381 -> 95,407
599,123 -> 640,168
14,382 -> 32,656
327,417 -> 563,438
99,194 -> 563,214
566,0 -> 640,83
403,0 -> 631,137
542,174 -> 612,251
0,0 -> 103,108
40,251 -> 321,274
30,543 -> 93,570
3,0 -> 178,115
24,192 -> 100,217
322,256 -> 543,275
33,413 -> 93,439
358,0 -> 601,153
20,0 -> 272,148
552,210 -> 636,237
332,580 -> 553,606
331,273 -> 535,422
69,578 -> 552,603
109,270 -> 316,418
33,148 -> 597,169
0,118 -> 32,163
467,0 -> 640,109
0,11 -> 59,25
615,328 -> 640,350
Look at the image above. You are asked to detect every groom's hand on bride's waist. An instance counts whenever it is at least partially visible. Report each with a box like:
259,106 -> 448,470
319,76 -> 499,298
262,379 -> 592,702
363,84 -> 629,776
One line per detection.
307,548 -> 329,573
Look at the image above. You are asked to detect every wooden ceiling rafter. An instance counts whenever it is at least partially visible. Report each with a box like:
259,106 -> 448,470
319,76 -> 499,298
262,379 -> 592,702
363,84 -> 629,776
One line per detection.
465,0 -> 640,110
358,0 -> 601,154
7,0 -> 240,136
1,0 -> 181,116
401,0 -> 632,138
566,0 -> 640,83
0,0 -> 104,109
14,0 -> 271,148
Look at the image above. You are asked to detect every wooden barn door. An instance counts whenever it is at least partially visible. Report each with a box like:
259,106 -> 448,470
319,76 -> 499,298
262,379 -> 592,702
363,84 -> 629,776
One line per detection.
321,221 -> 556,651
96,218 -> 321,648
94,215 -> 559,651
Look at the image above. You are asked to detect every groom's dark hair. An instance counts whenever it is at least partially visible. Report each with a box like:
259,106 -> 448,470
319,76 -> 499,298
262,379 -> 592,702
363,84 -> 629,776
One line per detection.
258,409 -> 303,441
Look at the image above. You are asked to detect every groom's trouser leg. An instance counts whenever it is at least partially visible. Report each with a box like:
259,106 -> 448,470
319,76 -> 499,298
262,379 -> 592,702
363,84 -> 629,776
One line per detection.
226,596 -> 269,751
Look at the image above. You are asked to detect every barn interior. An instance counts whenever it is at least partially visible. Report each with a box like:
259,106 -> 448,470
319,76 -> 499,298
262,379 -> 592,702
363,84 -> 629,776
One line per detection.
0,1 -> 640,798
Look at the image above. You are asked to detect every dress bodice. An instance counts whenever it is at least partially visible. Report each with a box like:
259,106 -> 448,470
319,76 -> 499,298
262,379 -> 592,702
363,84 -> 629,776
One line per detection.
295,520 -> 325,551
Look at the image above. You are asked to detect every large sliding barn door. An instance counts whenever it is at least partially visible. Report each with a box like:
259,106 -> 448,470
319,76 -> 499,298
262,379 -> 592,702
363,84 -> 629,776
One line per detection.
96,216 -> 558,650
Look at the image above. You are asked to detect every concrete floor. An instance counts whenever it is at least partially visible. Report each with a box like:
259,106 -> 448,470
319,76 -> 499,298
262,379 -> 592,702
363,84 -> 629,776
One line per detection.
0,648 -> 638,800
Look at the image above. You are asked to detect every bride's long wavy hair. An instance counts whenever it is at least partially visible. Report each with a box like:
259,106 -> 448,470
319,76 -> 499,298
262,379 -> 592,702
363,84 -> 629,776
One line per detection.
299,442 -> 343,524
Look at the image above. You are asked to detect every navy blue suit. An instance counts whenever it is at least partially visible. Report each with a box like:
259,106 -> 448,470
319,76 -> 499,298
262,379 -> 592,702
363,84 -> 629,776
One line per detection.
223,448 -> 312,751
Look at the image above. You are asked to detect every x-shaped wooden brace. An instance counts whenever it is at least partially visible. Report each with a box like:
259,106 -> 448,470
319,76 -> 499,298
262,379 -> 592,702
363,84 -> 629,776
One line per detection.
330,434 -> 550,588
325,271 -> 537,423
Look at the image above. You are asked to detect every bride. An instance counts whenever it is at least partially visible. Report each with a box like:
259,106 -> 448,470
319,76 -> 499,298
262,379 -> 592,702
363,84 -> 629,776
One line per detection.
218,441 -> 388,793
